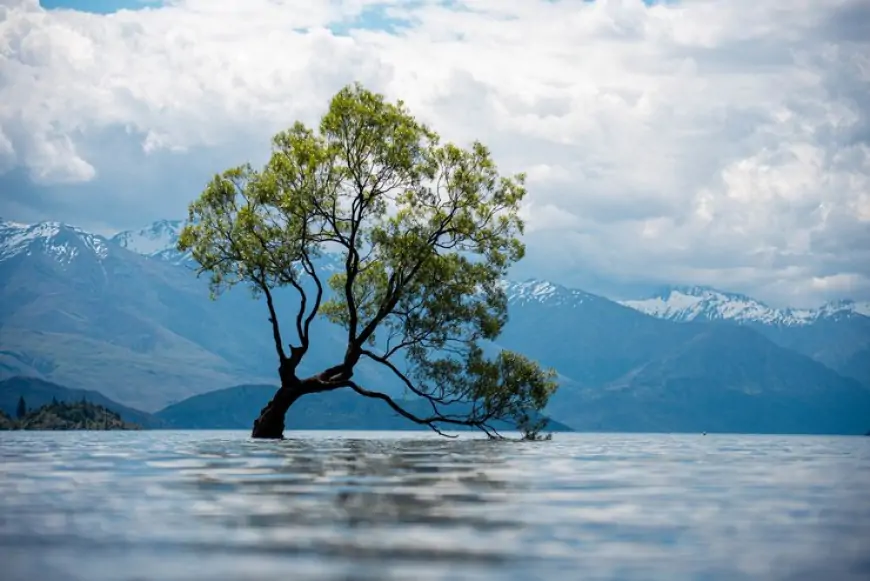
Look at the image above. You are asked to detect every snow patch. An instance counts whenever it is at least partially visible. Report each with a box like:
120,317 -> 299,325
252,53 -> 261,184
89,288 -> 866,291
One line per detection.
621,287 -> 869,326
5,217 -> 869,326
0,219 -> 110,264
112,220 -> 183,256
502,279 -> 593,307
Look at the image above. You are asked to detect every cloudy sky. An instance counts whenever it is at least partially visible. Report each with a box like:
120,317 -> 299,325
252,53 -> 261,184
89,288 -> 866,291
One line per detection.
1,0 -> 868,307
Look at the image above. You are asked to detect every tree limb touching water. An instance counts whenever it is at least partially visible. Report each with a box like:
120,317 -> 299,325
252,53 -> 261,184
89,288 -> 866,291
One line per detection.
178,83 -> 558,440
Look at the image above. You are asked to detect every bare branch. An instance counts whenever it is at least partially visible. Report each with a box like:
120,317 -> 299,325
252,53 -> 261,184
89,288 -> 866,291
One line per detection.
299,250 -> 323,348
359,348 -> 472,418
351,258 -> 428,351
360,349 -> 427,397
344,381 -> 464,438
257,276 -> 286,362
247,223 -> 308,358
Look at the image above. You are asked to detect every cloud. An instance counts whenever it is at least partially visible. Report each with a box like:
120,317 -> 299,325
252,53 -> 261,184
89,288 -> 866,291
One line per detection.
0,0 -> 868,306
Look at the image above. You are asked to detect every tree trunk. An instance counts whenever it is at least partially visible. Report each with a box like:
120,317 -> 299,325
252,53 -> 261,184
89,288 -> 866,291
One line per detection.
251,376 -> 303,439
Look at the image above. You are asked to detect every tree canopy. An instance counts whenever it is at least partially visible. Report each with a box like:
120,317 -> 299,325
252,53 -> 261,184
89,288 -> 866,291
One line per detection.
178,83 -> 558,439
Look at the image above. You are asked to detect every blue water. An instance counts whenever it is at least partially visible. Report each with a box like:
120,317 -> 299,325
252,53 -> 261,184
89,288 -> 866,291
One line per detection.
1,431 -> 868,580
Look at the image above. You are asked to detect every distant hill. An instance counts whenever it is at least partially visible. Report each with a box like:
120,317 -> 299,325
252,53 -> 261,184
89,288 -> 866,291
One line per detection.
495,285 -> 870,435
0,377 -> 571,433
620,286 -> 870,390
0,409 -> 14,429
546,325 -> 870,435
154,384 -> 573,433
0,376 -> 157,427
1,400 -> 140,431
0,220 -> 277,411
754,317 -> 870,389
0,220 -> 406,410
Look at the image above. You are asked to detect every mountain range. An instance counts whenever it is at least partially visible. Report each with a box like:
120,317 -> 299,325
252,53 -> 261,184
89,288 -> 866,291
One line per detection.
621,285 -> 870,326
0,217 -> 868,434
0,376 -> 154,427
0,376 -> 571,432
621,286 -> 870,389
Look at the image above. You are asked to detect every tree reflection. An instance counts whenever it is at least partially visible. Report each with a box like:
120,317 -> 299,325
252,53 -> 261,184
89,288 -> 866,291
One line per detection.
188,437 -> 527,532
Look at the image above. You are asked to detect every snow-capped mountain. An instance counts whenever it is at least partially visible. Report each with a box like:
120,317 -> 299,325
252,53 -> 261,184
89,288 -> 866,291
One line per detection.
109,220 -> 347,270
0,218 -> 110,265
502,279 -> 601,307
111,219 -> 187,263
106,222 -> 598,307
816,299 -> 870,319
620,286 -> 869,326
5,217 -> 867,325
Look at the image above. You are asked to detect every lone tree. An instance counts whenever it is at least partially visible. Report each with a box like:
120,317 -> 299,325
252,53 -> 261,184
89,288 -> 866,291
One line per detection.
16,395 -> 26,420
178,83 -> 558,440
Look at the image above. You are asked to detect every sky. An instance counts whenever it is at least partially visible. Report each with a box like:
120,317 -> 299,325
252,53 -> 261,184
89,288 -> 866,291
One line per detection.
0,0 -> 868,307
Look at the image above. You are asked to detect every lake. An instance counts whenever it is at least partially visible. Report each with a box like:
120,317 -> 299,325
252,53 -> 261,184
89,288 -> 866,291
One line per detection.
1,431 -> 868,581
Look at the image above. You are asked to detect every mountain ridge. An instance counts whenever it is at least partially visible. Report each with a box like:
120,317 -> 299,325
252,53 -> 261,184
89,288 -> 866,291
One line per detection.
0,220 -> 111,265
2,217 -> 868,434
0,376 -> 572,433
154,383 -> 573,433
0,376 -> 157,427
620,285 -> 869,327
111,219 -> 190,264
9,217 -> 862,321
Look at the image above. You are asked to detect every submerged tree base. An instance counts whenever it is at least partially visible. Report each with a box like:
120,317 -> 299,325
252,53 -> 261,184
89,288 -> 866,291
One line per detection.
251,410 -> 284,439
251,384 -> 300,439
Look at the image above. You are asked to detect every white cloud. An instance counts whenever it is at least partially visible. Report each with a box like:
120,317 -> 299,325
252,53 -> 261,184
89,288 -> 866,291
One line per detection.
0,126 -> 16,173
0,0 -> 868,306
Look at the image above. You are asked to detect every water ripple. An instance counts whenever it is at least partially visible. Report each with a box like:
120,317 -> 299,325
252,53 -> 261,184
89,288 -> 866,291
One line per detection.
1,431 -> 868,581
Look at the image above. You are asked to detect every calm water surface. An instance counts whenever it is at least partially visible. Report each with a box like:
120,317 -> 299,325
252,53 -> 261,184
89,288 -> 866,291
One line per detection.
1,431 -> 868,581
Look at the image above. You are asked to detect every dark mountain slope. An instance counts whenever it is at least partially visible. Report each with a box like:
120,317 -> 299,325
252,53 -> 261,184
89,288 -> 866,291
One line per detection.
548,325 -> 870,434
153,384 -> 572,432
753,317 -> 870,388
0,376 -> 156,427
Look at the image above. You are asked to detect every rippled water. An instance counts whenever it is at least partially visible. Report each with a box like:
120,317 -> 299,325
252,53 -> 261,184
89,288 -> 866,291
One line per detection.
1,431 -> 868,581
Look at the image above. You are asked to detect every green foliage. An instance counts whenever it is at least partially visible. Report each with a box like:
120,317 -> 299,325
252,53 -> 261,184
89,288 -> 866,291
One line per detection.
2,401 -> 140,431
178,83 -> 558,439
0,409 -> 14,430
